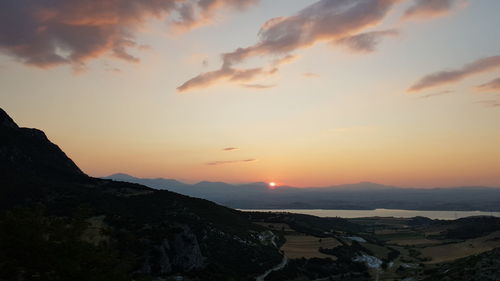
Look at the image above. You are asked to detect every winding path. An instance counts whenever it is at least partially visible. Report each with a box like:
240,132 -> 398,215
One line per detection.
255,256 -> 288,281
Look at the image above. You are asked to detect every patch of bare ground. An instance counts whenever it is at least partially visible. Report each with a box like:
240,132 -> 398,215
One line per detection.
388,238 -> 442,246
420,231 -> 500,263
281,235 -> 341,259
81,215 -> 109,246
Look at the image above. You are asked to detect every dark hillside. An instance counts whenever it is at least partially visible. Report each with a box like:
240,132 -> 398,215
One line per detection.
0,108 -> 282,281
0,108 -> 85,181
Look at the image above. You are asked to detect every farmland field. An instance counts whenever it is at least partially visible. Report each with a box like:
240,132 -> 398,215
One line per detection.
281,235 -> 341,259
420,231 -> 500,263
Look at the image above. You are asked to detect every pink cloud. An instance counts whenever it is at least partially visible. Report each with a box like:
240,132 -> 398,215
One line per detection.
403,0 -> 464,20
240,84 -> 276,89
177,52 -> 293,92
303,72 -> 320,78
476,77 -> 500,93
220,0 -> 400,65
206,158 -> 257,165
417,90 -> 454,99
177,65 -> 276,92
0,0 -> 257,69
179,0 -> 402,91
475,99 -> 500,108
171,0 -> 259,32
335,29 -> 399,53
409,55 -> 500,92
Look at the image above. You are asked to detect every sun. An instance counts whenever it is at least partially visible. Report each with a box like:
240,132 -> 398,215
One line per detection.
268,182 -> 277,188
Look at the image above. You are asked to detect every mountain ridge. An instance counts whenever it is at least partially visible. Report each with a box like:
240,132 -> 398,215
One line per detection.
104,173 -> 500,211
0,108 -> 85,181
105,173 -> 500,191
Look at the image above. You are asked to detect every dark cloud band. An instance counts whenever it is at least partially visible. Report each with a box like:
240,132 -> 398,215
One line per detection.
206,159 -> 256,165
409,55 -> 500,92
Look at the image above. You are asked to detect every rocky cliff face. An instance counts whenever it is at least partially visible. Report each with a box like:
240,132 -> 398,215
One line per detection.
142,224 -> 205,275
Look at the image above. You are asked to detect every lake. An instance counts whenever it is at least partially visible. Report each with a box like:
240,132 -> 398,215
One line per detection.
240,208 -> 500,220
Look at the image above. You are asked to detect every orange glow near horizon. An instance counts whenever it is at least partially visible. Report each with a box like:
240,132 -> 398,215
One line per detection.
2,1 -> 500,189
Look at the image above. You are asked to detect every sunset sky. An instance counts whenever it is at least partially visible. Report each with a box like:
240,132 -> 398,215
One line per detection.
1,0 -> 499,187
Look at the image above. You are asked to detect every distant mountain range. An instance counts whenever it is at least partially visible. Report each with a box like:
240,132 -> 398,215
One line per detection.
104,173 -> 500,211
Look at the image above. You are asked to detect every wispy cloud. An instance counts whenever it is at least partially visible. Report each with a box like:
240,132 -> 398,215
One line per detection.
179,0 -> 403,92
335,29 -> 399,53
272,54 -> 299,66
474,100 -> 500,108
0,0 -> 257,69
403,0 -> 465,20
303,72 -> 320,78
219,0 -> 400,65
206,158 -> 257,165
476,77 -> 500,93
408,55 -> 500,92
417,90 -> 454,99
177,65 -> 276,92
178,0 -> 470,92
222,147 -> 240,151
177,52 -> 291,92
171,0 -> 259,32
241,84 -> 276,89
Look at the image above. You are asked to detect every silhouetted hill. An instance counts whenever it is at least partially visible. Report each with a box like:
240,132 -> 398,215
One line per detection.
105,174 -> 500,211
0,108 -> 282,281
0,108 -> 85,181
106,173 -> 189,191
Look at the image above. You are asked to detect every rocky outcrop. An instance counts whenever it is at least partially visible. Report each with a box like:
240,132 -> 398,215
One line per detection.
0,107 -> 85,180
169,225 -> 205,271
142,225 -> 205,275
0,108 -> 17,128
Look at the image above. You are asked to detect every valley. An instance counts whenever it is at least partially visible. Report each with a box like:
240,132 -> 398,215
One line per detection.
248,212 -> 500,281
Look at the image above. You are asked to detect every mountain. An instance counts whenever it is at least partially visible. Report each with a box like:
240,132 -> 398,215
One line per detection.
0,108 -> 283,281
0,108 -> 85,181
103,174 -> 274,203
106,173 -> 190,191
104,174 -> 500,211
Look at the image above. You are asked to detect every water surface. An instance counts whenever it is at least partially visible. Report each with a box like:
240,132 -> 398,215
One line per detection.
240,208 -> 500,220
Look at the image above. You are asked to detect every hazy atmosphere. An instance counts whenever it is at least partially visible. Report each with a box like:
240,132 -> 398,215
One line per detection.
3,1 -> 500,281
2,0 -> 500,187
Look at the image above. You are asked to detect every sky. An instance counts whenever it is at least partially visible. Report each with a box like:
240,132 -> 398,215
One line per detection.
1,0 -> 500,187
